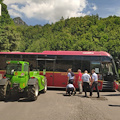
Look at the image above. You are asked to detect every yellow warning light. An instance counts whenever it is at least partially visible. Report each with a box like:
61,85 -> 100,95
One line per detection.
23,83 -> 25,87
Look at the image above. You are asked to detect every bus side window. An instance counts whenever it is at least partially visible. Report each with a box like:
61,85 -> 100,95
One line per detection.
91,62 -> 101,74
55,60 -> 73,72
81,60 -> 90,73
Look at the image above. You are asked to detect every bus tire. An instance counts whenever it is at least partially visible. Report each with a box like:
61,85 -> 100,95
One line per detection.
28,81 -> 39,101
0,81 -> 10,100
42,78 -> 47,93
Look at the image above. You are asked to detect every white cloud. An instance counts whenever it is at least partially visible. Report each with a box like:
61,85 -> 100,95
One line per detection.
91,4 -> 97,11
88,3 -> 97,11
4,0 -> 27,4
4,0 -> 97,23
9,9 -> 22,18
106,7 -> 120,16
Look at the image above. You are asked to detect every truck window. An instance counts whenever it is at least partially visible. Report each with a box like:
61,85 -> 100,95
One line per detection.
24,63 -> 29,71
6,64 -> 22,75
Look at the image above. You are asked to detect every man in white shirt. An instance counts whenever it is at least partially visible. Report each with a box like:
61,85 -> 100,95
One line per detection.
90,69 -> 100,98
66,83 -> 76,96
82,70 -> 91,97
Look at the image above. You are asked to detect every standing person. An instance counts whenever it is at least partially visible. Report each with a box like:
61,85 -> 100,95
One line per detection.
78,69 -> 82,94
82,70 -> 91,97
67,68 -> 74,84
90,69 -> 100,98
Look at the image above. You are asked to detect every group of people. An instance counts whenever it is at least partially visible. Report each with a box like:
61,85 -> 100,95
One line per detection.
66,68 -> 100,98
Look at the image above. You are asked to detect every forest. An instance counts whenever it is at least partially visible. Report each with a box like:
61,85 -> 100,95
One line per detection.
0,1 -> 120,60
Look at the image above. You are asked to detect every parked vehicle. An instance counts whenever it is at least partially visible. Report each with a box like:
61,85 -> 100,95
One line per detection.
0,51 -> 119,91
0,61 -> 47,101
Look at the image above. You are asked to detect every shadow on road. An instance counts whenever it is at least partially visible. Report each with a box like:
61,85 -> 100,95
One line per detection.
18,98 -> 34,102
102,94 -> 120,96
63,94 -> 71,96
48,88 -> 66,91
57,92 -> 77,96
90,96 -> 107,100
109,104 -> 120,107
3,97 -> 34,103
57,93 -> 73,96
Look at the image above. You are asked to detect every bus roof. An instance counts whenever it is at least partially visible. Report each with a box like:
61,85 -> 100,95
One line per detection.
0,51 -> 111,56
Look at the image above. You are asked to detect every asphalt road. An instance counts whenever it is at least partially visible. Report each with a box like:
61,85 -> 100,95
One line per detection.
0,90 -> 120,120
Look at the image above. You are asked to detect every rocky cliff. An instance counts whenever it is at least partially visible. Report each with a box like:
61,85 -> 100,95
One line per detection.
13,17 -> 28,26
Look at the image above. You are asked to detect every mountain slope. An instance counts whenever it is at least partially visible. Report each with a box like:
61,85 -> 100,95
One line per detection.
13,17 -> 28,26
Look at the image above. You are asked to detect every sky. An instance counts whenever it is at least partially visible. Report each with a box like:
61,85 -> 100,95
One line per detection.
3,0 -> 120,26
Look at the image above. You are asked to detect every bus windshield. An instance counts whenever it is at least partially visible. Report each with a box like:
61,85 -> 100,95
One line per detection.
6,64 -> 22,75
101,61 -> 119,81
102,62 -> 113,75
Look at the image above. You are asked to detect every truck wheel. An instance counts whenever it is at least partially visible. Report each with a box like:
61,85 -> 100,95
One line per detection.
43,78 -> 47,93
28,81 -> 39,101
0,81 -> 10,100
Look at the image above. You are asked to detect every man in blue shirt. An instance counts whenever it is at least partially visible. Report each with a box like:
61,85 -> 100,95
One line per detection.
90,69 -> 100,98
82,70 -> 91,97
67,68 -> 74,84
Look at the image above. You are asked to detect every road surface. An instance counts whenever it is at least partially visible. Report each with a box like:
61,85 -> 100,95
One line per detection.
0,90 -> 120,120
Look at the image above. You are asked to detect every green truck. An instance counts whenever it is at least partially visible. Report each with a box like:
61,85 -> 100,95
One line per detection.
0,61 -> 47,101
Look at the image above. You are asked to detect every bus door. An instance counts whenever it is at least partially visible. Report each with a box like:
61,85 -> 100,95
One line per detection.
101,62 -> 115,90
101,62 -> 114,82
37,58 -> 55,86
91,61 -> 103,90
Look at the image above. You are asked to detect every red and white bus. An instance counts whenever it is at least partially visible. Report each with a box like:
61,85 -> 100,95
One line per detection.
0,51 -> 119,90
